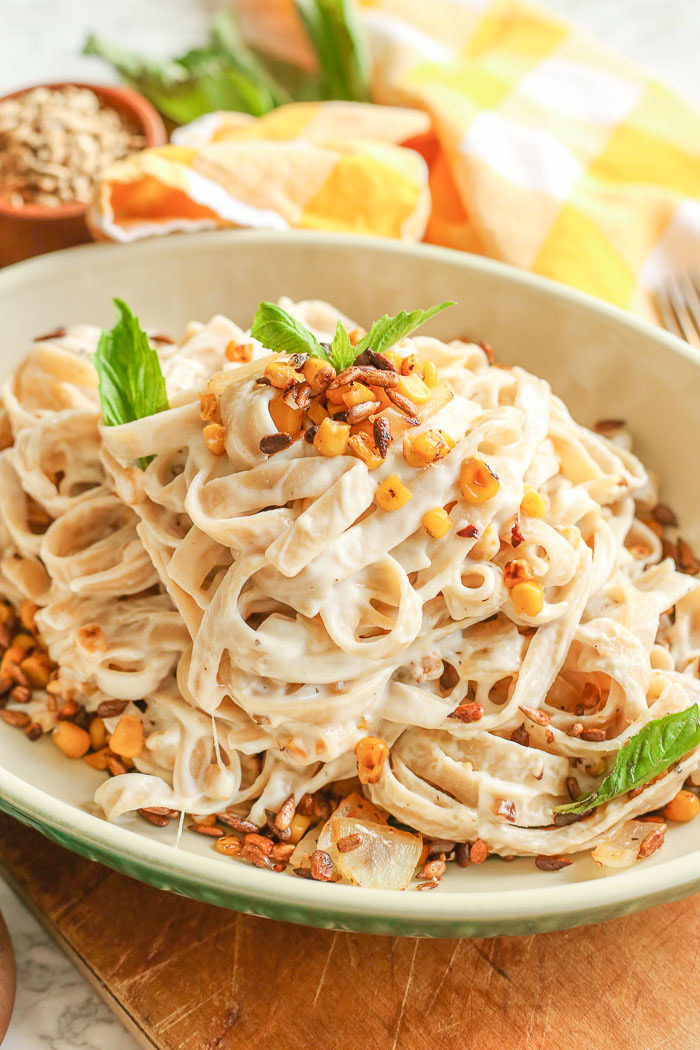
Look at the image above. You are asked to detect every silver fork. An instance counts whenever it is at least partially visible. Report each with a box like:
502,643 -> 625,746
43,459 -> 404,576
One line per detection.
655,271 -> 700,348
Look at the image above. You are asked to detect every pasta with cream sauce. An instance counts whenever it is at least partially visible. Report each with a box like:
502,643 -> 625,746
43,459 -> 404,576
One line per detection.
1,299 -> 699,870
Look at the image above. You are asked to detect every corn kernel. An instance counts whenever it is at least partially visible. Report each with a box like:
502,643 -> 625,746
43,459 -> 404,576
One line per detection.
289,812 -> 312,843
264,360 -> 300,390
510,580 -> 544,618
20,652 -> 52,688
375,474 -> 412,511
422,360 -> 438,389
313,417 -> 350,457
269,393 -> 302,437
203,423 -> 226,456
53,721 -> 91,759
403,428 -> 454,467
383,350 -> 402,370
89,716 -> 107,751
400,354 -> 422,377
397,372 -> 431,404
348,433 -> 383,470
303,357 -> 335,394
663,789 -> 700,822
521,484 -> 548,518
307,400 -> 328,425
503,559 -> 534,589
19,600 -> 37,632
423,507 -> 453,539
343,382 -> 376,409
355,736 -> 389,784
460,457 -> 500,503
84,747 -> 110,770
225,341 -> 253,363
326,384 -> 349,405
109,713 -> 144,759
200,392 -> 221,423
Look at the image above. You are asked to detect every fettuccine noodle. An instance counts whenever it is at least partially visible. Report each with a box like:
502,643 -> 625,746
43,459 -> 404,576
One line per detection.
2,300 -> 699,865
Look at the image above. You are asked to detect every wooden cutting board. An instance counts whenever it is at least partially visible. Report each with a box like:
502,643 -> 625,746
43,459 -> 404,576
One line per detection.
0,811 -> 697,1050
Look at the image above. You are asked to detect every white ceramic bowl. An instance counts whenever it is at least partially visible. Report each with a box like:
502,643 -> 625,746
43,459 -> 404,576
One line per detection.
0,231 -> 698,937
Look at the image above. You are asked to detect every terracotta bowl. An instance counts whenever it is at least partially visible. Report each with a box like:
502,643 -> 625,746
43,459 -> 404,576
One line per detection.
0,908 -> 15,1042
0,82 -> 167,266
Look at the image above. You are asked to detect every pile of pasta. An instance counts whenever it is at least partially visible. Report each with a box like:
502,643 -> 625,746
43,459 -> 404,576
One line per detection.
1,299 -> 699,859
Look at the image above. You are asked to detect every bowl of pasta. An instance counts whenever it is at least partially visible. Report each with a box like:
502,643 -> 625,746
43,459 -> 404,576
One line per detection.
0,230 -> 698,938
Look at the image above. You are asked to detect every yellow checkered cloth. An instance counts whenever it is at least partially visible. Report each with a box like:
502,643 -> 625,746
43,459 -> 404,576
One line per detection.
89,0 -> 700,321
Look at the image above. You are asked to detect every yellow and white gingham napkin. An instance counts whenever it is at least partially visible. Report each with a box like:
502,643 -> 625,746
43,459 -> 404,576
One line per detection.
89,0 -> 700,322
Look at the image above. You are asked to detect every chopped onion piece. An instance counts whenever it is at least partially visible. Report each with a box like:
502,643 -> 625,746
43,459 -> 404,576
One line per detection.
289,823 -> 321,870
331,816 -> 422,890
591,819 -> 665,869
317,792 -> 388,856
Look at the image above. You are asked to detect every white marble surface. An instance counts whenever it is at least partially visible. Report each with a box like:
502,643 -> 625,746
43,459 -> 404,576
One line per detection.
0,879 -> 138,1050
0,2 -> 697,1049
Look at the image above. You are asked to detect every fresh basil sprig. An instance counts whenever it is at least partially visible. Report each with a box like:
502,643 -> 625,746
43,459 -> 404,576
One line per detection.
93,298 -> 169,470
251,302 -> 330,362
250,300 -> 454,373
553,706 -> 700,817
356,302 -> 455,356
84,3 -> 370,126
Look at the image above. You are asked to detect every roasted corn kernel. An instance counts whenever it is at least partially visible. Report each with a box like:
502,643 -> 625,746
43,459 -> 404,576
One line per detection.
422,360 -> 439,389
289,812 -> 312,843
663,789 -> 699,822
199,392 -> 221,423
348,433 -> 383,470
343,382 -> 377,409
355,736 -> 389,784
326,384 -> 349,405
503,559 -> 534,589
303,357 -> 335,394
203,423 -> 226,456
400,354 -> 422,376
422,507 -> 453,539
109,713 -> 144,759
264,360 -> 300,390
84,747 -> 110,770
307,400 -> 329,425
521,484 -> 548,518
89,716 -> 107,751
397,372 -> 431,404
53,720 -> 91,759
375,474 -> 412,511
460,457 -> 500,503
313,417 -> 350,457
269,393 -> 302,437
510,580 -> 544,618
225,341 -> 253,363
403,428 -> 454,467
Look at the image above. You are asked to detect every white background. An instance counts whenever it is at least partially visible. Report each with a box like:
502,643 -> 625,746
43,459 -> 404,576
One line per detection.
0,2 -> 697,1048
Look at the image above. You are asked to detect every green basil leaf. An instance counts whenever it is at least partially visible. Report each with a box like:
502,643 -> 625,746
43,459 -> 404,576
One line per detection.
553,706 -> 700,816
329,322 -> 356,372
295,0 -> 370,102
83,26 -> 282,123
358,302 -> 455,356
250,302 -> 330,361
93,299 -> 169,470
